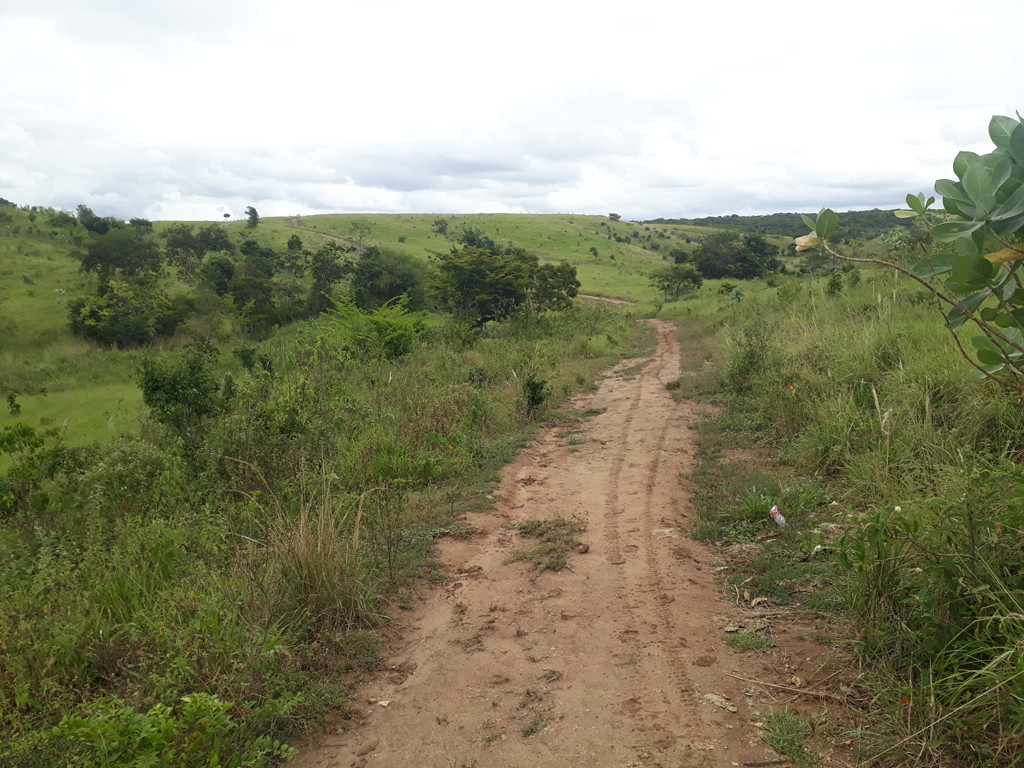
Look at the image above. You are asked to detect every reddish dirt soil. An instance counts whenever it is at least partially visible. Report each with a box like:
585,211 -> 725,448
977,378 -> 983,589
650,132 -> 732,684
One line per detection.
292,320 -> 829,768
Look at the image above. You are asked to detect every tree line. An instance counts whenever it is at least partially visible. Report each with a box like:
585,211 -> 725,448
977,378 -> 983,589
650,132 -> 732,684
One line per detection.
58,207 -> 579,346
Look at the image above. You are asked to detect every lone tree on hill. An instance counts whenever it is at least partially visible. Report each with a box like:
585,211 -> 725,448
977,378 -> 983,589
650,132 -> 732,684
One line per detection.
244,206 -> 260,228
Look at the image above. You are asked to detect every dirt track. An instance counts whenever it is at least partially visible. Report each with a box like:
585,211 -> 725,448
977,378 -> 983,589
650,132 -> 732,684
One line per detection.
292,320 -> 785,768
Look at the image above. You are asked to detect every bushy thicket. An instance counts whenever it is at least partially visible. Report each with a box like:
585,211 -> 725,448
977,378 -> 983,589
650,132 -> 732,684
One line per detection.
0,304 -> 636,766
714,271 -> 1024,765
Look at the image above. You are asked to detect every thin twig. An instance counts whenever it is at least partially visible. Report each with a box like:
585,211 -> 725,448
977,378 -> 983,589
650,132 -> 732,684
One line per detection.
722,671 -> 849,702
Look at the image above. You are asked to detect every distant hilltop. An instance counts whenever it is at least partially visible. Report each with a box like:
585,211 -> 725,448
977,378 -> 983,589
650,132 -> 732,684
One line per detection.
644,208 -> 913,241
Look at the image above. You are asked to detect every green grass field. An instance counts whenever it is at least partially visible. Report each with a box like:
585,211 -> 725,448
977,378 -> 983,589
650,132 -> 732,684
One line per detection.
0,207 -> 795,455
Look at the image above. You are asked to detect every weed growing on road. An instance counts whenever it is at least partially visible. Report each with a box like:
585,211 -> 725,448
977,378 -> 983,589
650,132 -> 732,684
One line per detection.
506,517 -> 586,571
759,707 -> 821,766
723,630 -> 777,651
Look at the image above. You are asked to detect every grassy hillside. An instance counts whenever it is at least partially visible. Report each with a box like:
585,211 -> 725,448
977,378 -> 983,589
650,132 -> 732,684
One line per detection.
0,205 -> 825,455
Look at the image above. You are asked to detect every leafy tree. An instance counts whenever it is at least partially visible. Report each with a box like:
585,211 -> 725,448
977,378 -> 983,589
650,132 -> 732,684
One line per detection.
649,263 -> 703,301
161,223 -> 204,278
196,224 -> 233,254
669,247 -> 688,264
287,234 -> 303,252
308,242 -> 355,315
79,229 -> 163,286
432,218 -> 450,237
68,279 -> 169,346
608,213 -> 621,221
351,246 -> 427,310
431,243 -> 577,325
431,246 -> 531,325
75,204 -> 124,235
198,254 -> 236,295
129,218 -> 153,230
349,219 -> 372,245
244,206 -> 260,228
238,239 -> 280,278
530,262 -> 580,311
229,271 -> 279,335
691,230 -> 781,279
48,210 -> 78,228
455,225 -> 498,253
136,340 -> 221,445
163,224 -> 234,281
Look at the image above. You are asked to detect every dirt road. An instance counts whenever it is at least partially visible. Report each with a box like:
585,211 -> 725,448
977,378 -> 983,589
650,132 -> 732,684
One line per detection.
292,320 -> 784,768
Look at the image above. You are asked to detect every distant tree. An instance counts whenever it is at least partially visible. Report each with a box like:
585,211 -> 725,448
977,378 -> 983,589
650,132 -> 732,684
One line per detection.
80,229 -> 163,286
431,246 -> 532,325
669,247 -> 688,264
129,218 -> 153,230
308,242 -> 355,315
162,224 -> 233,281
244,206 -> 260,228
691,231 -> 780,279
161,223 -> 204,278
287,234 -> 303,252
351,246 -> 427,310
68,279 -> 168,346
590,246 -> 599,257
238,239 -> 280,277
432,218 -> 450,237
229,271 -> 279,335
431,241 -> 578,326
649,263 -> 703,301
75,204 -> 124,235
136,340 -> 221,446
196,224 -> 233,254
48,210 -> 78,228
529,262 -> 580,311
455,225 -> 498,253
349,219 -> 372,245
197,253 -> 236,295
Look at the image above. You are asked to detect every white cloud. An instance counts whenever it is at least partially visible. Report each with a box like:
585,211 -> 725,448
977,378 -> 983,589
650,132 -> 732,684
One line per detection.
1,0 -> 1023,221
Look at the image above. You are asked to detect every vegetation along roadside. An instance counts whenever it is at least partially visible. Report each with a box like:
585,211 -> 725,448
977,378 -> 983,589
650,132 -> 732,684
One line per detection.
674,114 -> 1024,767
0,204 -> 644,767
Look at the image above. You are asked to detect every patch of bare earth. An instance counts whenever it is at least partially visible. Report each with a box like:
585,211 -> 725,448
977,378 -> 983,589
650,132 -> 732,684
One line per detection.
291,320 -> 839,768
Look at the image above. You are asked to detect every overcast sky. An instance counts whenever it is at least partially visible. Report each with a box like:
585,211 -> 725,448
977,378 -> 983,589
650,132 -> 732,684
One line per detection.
1,0 -> 1022,222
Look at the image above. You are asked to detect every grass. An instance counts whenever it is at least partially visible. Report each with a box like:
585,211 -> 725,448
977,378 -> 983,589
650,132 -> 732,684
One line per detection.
0,282 -> 644,766
678,259 -> 1024,766
506,517 -> 586,571
759,707 -> 821,767
723,630 -> 777,651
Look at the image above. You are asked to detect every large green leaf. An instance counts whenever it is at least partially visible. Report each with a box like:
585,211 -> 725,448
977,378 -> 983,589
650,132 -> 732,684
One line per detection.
991,182 -> 1024,221
963,163 -> 993,206
931,220 -> 985,241
950,253 -> 996,288
990,115 -> 1020,150
800,213 -> 817,231
991,157 -> 1013,195
912,253 -> 957,278
814,208 -> 838,241
993,213 -> 1024,238
976,347 -> 1008,366
954,150 -> 982,180
1011,123 -> 1024,167
935,178 -> 971,204
947,307 -> 968,329
960,289 -> 992,313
